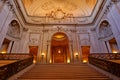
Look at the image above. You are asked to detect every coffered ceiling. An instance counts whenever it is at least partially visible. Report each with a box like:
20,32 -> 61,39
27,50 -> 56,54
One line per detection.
15,0 -> 106,25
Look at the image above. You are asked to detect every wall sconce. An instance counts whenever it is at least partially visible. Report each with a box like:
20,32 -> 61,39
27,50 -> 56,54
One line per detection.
113,51 -> 118,54
33,60 -> 36,64
67,59 -> 70,63
83,60 -> 87,63
1,50 -> 6,54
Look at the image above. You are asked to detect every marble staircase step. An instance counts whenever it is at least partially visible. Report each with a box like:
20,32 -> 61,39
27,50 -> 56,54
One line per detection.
16,64 -> 112,80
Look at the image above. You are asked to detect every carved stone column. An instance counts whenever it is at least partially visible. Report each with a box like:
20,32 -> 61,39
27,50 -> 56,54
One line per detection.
69,40 -> 74,63
46,40 -> 51,63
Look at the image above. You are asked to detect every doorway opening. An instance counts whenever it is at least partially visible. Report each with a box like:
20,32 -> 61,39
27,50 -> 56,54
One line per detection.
0,38 -> 11,54
29,46 -> 38,63
109,38 -> 119,53
51,32 -> 70,63
81,46 -> 90,63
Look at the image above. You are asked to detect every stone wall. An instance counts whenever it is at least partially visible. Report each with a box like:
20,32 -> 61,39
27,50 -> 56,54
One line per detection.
0,0 -> 120,63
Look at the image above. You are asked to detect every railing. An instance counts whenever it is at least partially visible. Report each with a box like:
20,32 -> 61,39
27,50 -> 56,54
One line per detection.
88,53 -> 120,77
0,53 -> 33,60
89,53 -> 120,60
0,54 -> 33,80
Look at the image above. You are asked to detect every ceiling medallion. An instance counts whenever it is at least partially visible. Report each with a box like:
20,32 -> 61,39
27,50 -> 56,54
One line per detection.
46,9 -> 73,20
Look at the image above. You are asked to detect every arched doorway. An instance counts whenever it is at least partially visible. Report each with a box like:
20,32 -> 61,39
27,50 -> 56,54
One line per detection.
0,38 -> 11,53
51,32 -> 70,63
109,38 -> 119,53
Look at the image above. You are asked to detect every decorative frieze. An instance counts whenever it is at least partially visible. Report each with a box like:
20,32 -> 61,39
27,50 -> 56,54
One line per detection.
103,0 -> 120,15
103,1 -> 113,15
29,33 -> 41,46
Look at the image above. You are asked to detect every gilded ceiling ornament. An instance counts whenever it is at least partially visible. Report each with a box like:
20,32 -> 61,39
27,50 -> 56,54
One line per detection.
53,9 -> 65,19
46,9 -> 73,20
20,0 -> 103,24
22,0 -> 97,17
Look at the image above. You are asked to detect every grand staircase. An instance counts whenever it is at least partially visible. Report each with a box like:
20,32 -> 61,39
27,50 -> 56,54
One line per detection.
16,63 -> 112,80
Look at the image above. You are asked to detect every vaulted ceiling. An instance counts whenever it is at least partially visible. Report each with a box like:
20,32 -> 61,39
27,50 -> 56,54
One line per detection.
15,0 -> 106,25
22,0 -> 97,17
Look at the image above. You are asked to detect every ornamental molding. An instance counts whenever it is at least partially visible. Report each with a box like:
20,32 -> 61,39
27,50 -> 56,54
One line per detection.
103,0 -> 120,16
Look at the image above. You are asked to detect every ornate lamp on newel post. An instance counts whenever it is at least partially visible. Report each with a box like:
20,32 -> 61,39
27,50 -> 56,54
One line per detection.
75,52 -> 79,60
41,52 -> 45,63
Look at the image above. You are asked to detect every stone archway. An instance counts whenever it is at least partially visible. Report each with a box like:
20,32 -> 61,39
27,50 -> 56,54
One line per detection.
51,32 -> 70,63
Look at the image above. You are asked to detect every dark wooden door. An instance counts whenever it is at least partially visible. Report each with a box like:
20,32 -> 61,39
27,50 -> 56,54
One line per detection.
52,46 -> 67,63
81,46 -> 90,62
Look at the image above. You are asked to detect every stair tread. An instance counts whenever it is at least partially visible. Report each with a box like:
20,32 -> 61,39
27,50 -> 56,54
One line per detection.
17,64 -> 111,80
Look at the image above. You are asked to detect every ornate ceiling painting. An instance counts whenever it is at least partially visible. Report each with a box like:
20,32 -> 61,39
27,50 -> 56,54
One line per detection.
22,0 -> 97,17
17,0 -> 104,24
